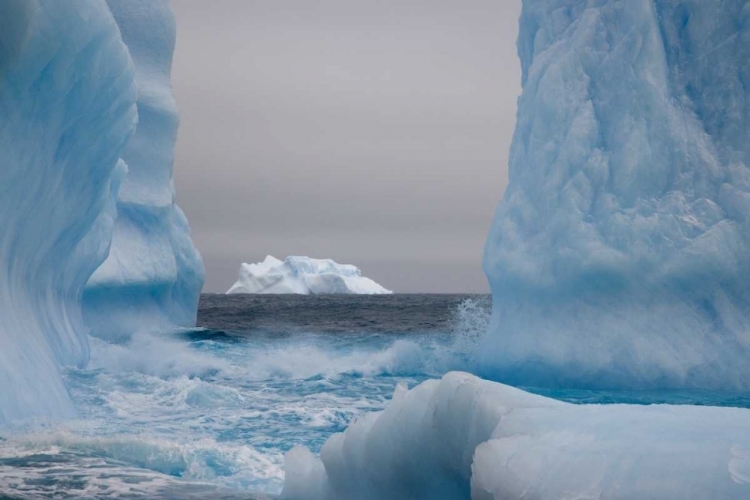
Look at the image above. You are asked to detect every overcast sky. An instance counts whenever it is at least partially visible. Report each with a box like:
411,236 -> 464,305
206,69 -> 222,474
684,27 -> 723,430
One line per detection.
170,0 -> 522,293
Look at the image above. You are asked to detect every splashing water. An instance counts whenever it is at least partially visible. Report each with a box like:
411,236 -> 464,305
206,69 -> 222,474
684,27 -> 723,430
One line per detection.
0,295 -> 491,498
1,294 -> 749,498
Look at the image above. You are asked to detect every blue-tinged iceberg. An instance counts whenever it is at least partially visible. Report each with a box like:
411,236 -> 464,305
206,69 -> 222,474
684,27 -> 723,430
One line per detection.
227,256 -> 392,295
83,0 -> 205,342
0,0 -> 137,423
283,372 -> 750,500
0,0 -> 203,424
481,0 -> 750,390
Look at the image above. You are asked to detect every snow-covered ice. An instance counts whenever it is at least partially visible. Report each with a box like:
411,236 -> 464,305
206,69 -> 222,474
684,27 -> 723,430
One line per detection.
283,372 -> 750,500
83,0 -> 205,342
482,0 -> 750,391
227,256 -> 392,295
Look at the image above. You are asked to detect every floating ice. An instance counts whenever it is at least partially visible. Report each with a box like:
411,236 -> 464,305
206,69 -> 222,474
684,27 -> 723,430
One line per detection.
282,372 -> 750,499
83,0 -> 205,342
481,0 -> 750,390
0,0 -> 137,423
227,256 -> 392,295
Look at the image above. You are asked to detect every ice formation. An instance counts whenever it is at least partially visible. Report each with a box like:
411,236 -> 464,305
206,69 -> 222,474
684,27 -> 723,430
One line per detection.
0,0 -> 202,424
0,0 -> 137,423
482,0 -> 750,390
83,0 -> 205,342
282,372 -> 750,500
227,256 -> 392,295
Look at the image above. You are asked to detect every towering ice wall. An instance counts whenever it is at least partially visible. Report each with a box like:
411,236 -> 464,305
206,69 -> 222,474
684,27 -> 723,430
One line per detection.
483,0 -> 750,390
0,0 -> 137,423
83,0 -> 205,341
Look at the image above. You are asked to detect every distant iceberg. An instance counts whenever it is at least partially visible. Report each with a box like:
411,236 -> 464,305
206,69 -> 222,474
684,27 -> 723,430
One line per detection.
227,256 -> 392,295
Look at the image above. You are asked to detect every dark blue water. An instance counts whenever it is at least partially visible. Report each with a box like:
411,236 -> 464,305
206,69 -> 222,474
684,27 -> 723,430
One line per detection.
0,293 -> 748,498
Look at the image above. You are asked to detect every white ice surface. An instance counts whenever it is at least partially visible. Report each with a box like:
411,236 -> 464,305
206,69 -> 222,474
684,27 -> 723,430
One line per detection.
227,256 -> 392,295
283,372 -> 750,500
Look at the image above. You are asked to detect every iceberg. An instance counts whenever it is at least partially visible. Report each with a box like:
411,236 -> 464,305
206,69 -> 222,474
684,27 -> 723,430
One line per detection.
282,372 -> 750,500
0,0 -> 202,424
82,0 -> 205,342
0,0 -> 137,423
227,256 -> 392,295
481,0 -> 750,390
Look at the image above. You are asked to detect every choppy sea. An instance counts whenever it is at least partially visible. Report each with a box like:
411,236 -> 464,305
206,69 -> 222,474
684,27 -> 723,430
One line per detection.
1,294 -> 749,499
0,294 -> 489,498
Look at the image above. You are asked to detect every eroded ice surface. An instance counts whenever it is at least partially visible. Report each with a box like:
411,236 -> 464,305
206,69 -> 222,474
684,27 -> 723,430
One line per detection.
227,256 -> 392,295
0,0 -> 203,424
83,0 -> 205,343
0,0 -> 137,423
481,0 -> 750,390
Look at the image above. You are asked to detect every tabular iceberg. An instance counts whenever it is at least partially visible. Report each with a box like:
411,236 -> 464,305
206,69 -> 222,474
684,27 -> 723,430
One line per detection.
227,256 -> 392,295
0,0 -> 137,423
82,0 -> 205,342
282,372 -> 750,500
481,0 -> 750,390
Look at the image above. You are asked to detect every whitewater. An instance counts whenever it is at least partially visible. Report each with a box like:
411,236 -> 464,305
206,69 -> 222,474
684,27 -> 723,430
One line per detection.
0,295 -> 491,497
2,295 -> 748,498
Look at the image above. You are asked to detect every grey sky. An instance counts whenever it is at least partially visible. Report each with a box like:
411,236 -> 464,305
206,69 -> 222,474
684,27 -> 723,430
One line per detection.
171,0 -> 522,293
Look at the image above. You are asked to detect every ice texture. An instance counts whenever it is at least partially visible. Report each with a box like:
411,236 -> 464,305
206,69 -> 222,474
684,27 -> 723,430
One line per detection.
0,0 -> 137,423
482,0 -> 750,390
82,0 -> 205,342
0,0 -> 203,424
282,372 -> 750,500
227,256 -> 392,295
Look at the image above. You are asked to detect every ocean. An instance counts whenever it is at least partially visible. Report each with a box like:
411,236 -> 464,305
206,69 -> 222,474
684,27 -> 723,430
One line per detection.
0,294 -> 490,498
1,293 -> 748,499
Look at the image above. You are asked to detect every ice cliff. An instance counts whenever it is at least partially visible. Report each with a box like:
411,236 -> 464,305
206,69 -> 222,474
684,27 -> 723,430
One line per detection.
227,256 -> 392,295
282,372 -> 750,500
83,0 -> 205,342
0,0 -> 202,424
482,0 -> 750,390
0,0 -> 137,423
